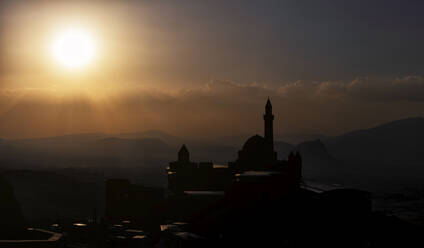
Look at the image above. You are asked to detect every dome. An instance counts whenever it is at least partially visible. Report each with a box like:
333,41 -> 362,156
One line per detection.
242,135 -> 267,152
237,134 -> 277,170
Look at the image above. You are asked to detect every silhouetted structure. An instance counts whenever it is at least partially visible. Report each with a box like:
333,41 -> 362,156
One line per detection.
231,97 -> 297,172
178,144 -> 190,163
167,145 -> 233,192
168,98 -> 302,194
102,98 -> 424,248
0,176 -> 25,239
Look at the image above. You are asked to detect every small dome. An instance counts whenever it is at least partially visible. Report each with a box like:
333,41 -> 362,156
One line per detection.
242,135 -> 266,152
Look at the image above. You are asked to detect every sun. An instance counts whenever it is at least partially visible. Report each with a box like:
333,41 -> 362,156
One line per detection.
50,27 -> 97,70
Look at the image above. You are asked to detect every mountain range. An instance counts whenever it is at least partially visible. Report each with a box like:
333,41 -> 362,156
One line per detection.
1,117 -> 424,221
0,117 -> 424,191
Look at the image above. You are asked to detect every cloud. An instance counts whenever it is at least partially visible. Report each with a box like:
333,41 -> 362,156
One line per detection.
277,76 -> 424,102
347,76 -> 424,102
0,76 -> 424,139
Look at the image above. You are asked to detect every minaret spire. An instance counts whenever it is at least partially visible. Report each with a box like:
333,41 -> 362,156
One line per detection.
263,97 -> 274,150
266,97 -> 272,114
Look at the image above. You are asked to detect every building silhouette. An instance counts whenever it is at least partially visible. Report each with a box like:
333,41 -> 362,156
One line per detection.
101,98 -> 424,248
0,176 -> 25,239
167,98 -> 302,193
167,145 -> 233,192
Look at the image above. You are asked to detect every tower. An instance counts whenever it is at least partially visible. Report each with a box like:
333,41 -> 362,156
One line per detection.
178,144 -> 190,162
263,97 -> 274,150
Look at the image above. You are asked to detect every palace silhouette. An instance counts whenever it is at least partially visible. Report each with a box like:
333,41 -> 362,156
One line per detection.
101,98 -> 414,248
167,98 -> 302,193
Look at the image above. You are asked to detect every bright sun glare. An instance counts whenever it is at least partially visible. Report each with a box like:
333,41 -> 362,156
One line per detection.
51,27 -> 97,70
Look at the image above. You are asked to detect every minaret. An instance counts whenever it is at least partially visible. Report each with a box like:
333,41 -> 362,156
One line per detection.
263,98 -> 274,151
178,144 -> 190,162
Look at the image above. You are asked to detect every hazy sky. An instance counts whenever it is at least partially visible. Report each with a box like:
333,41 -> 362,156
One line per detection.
0,0 -> 424,139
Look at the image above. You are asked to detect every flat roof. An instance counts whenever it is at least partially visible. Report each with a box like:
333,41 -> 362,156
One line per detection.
213,164 -> 229,168
184,191 -> 225,196
125,229 -> 144,234
236,171 -> 282,177
301,180 -> 343,193
160,222 -> 188,232
173,232 -> 204,240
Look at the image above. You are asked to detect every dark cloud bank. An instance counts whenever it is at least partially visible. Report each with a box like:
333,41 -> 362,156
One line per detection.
1,75 -> 424,139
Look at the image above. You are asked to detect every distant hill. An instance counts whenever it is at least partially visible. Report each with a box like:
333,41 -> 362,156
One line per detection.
0,135 -> 174,183
2,118 -> 424,191
296,139 -> 340,183
116,130 -> 185,146
273,117 -> 424,190
17,133 -> 110,142
325,117 -> 424,165
297,139 -> 332,161
274,141 -> 295,160
273,139 -> 340,183
275,133 -> 328,145
321,117 -> 424,190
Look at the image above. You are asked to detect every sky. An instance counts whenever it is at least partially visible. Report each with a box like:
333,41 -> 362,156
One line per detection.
0,0 -> 424,139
